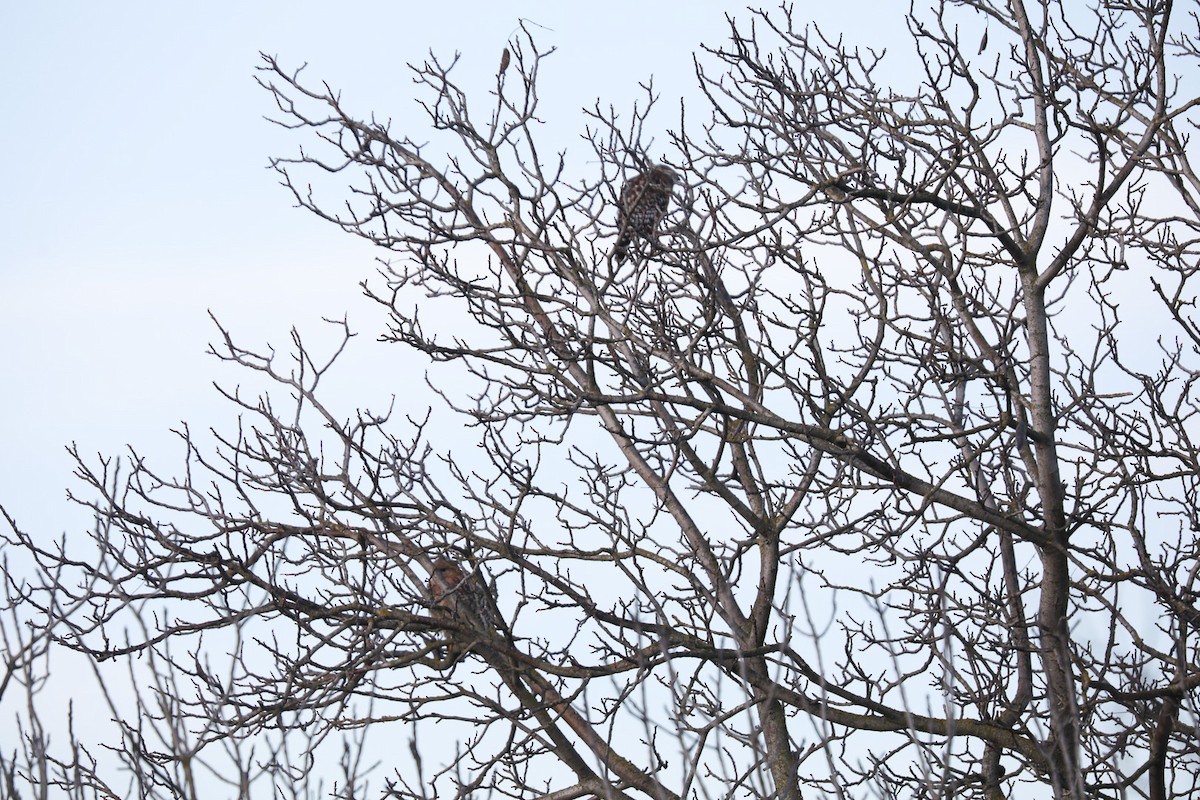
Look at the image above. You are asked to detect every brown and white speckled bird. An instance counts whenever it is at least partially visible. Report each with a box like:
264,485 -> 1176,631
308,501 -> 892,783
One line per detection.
428,558 -> 501,632
613,164 -> 679,263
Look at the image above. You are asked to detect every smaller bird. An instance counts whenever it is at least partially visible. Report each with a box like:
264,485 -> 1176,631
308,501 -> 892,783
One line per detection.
428,557 -> 501,632
613,164 -> 679,264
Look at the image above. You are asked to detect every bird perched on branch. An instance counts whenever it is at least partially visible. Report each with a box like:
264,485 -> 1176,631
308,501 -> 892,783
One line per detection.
428,557 -> 501,632
613,164 -> 679,263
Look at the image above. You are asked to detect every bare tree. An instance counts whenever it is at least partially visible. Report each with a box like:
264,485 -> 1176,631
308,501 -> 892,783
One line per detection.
6,2 -> 1200,798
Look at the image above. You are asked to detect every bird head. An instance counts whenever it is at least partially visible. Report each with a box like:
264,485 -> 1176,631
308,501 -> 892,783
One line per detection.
649,164 -> 680,187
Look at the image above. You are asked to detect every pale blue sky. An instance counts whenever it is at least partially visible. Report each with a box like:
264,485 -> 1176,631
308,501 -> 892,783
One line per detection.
1,3 -> 906,784
2,1 -> 901,540
6,3 -> 1141,795
2,5 -> 1188,797
0,2 -> 700,534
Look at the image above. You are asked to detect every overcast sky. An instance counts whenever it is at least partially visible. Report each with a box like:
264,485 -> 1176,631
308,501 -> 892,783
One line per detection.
0,1 -> 1112,793
1,4 -> 907,782
1,2 -> 905,546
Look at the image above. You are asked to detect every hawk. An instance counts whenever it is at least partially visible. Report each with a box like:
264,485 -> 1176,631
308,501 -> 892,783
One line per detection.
613,164 -> 679,264
428,558 -> 501,632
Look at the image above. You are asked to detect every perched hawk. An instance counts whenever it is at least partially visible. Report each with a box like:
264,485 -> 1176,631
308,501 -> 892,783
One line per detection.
613,164 -> 679,263
428,558 -> 501,631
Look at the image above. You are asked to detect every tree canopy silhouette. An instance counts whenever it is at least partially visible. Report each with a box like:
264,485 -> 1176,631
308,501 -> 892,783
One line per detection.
6,3 -> 1200,799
